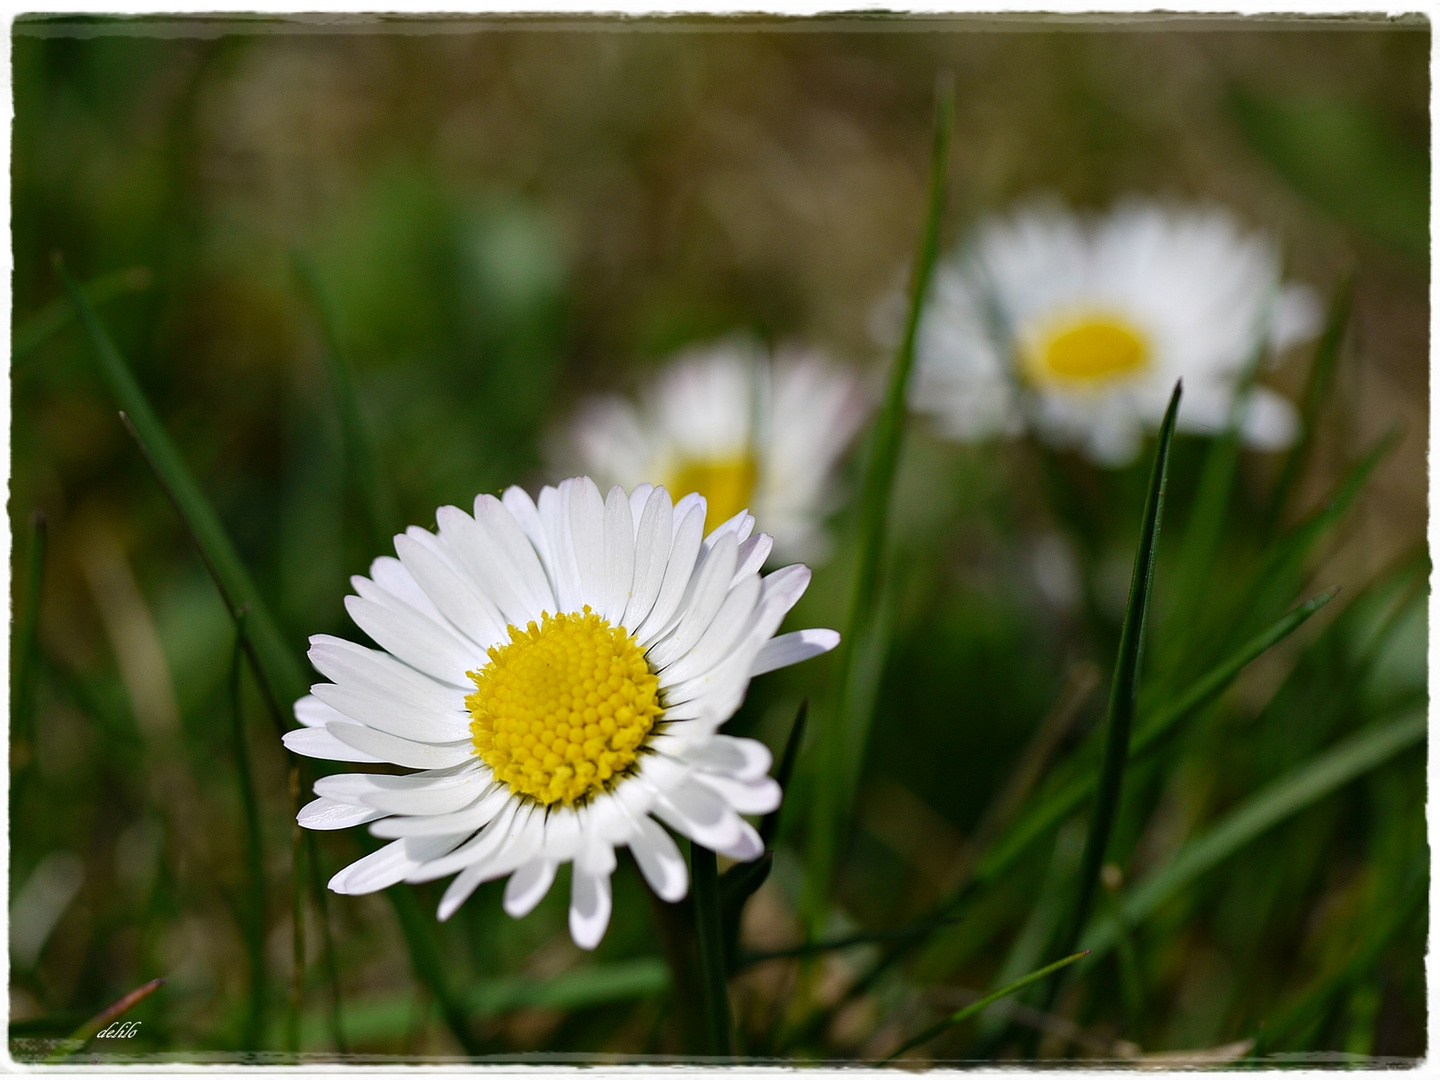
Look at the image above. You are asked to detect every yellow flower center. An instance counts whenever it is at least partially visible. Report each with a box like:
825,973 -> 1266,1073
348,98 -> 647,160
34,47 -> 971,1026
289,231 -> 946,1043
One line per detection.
467,607 -> 663,807
667,455 -> 758,530
1027,316 -> 1150,386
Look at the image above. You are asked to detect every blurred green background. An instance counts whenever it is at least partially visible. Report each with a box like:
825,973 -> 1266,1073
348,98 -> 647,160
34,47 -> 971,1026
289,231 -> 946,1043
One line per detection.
9,14 -> 1428,1063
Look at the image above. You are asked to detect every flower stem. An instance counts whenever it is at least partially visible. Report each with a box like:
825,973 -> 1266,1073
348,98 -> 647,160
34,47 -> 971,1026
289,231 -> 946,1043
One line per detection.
691,845 -> 733,1058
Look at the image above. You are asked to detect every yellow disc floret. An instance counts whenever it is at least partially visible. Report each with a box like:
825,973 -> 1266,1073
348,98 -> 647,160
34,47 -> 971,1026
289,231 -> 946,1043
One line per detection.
668,455 -> 757,531
1026,315 -> 1150,386
467,607 -> 663,807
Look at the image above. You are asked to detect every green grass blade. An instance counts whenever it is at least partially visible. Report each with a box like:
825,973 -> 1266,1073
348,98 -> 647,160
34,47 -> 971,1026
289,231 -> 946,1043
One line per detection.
1267,273 -> 1355,530
292,252 -> 396,551
761,698 -> 807,849
806,78 -> 955,923
1051,382 -> 1181,970
42,978 -> 165,1063
14,265 -> 151,361
882,952 -> 1089,1062
61,262 -> 308,716
305,831 -> 348,1054
1080,710 -> 1426,962
692,845 -> 734,1056
229,612 -> 268,1050
1253,867 -> 1425,1055
287,766 -> 306,1055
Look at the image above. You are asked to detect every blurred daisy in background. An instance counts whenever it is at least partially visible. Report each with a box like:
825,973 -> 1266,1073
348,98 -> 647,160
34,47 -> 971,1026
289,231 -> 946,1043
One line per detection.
284,477 -> 839,950
560,339 -> 870,561
905,200 -> 1322,466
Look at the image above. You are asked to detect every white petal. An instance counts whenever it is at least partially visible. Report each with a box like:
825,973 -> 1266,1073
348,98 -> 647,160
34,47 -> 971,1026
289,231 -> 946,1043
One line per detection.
357,774 -> 491,817
627,483 -> 655,533
644,531 -> 738,660
394,530 -> 507,649
329,835 -> 460,895
406,799 -> 520,883
308,636 -> 466,719
312,681 -> 469,744
651,782 -> 744,852
714,818 -> 765,861
313,765 -> 478,809
733,533 -> 773,585
704,509 -> 755,550
294,694 -> 344,728
658,573 -> 760,685
327,723 -> 476,770
368,555 -> 446,624
503,859 -> 558,918
622,486 -> 675,631
282,726 -> 383,763
750,628 -> 840,677
567,477 -> 608,612
628,815 -> 688,902
600,485 -> 636,624
503,486 -> 561,600
473,493 -> 558,617
538,484 -> 583,614
298,797 -> 387,831
634,502 -> 706,643
693,771 -> 782,815
672,493 -> 706,535
435,505 -> 536,629
343,595 -> 479,688
434,806 -> 546,914
368,785 -> 510,837
1240,387 -> 1300,451
685,734 -> 774,782
569,866 -> 613,950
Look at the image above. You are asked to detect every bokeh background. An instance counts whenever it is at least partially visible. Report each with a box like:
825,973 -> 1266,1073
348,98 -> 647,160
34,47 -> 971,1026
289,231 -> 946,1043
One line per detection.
10,14 -> 1428,1063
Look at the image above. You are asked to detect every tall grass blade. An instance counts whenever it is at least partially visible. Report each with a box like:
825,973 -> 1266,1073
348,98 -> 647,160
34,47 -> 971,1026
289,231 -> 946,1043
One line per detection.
14,265 -> 151,361
692,845 -> 734,1056
306,831 -> 348,1053
287,766 -> 306,1056
807,75 -> 955,923
292,252 -> 396,551
1050,382 -> 1180,976
65,264 -> 467,1058
1267,273 -> 1355,529
229,610 -> 268,1050
977,587 -> 1337,884
61,260 -> 308,715
42,978 -> 165,1063
1080,709 -> 1426,962
761,698 -> 808,849
882,952 -> 1088,1062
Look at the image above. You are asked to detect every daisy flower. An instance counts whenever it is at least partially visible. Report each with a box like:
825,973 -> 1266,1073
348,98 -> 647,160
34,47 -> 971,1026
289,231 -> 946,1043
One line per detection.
283,477 -> 838,950
908,200 -> 1321,466
561,339 -> 869,561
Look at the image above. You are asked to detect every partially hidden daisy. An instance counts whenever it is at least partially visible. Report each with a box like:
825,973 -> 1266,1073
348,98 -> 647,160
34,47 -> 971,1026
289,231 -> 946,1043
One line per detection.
283,477 -> 839,949
906,200 -> 1322,466
559,339 -> 869,561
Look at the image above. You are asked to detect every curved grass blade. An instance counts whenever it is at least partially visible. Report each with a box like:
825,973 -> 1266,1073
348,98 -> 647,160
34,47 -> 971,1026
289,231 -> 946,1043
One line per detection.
305,830 -> 348,1054
292,252 -> 395,551
881,952 -> 1088,1062
42,978 -> 165,1063
807,75 -> 955,924
1266,272 -> 1355,530
976,587 -> 1337,885
692,845 -> 734,1056
14,265 -> 151,361
229,610 -> 268,1051
1079,709 -> 1426,963
1050,382 -> 1180,978
61,261 -> 308,716
761,699 -> 808,849
65,264 -> 470,1058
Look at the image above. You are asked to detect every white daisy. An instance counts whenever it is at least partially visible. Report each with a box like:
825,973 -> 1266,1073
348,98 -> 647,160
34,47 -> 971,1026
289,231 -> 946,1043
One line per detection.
908,200 -> 1322,466
283,477 -> 839,950
561,339 -> 869,561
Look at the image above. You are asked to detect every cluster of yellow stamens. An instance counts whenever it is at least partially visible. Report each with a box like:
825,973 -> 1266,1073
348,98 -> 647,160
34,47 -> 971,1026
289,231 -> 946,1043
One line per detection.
467,607 -> 663,807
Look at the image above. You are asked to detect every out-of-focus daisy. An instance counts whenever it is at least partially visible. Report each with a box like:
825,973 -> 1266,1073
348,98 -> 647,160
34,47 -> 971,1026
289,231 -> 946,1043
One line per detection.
561,340 -> 869,561
907,200 -> 1321,466
284,477 -> 838,950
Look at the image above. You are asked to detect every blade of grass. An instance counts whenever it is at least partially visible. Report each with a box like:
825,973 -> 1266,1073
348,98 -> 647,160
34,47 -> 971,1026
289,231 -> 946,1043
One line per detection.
42,978 -> 165,1063
292,252 -> 395,551
228,610 -> 268,1051
805,76 -> 954,925
1048,382 -> 1181,986
881,952 -> 1089,1062
1252,866 -> 1424,1056
287,765 -> 306,1056
1266,273 -> 1355,531
61,260 -> 308,716
761,699 -> 807,849
14,265 -> 151,361
305,830 -> 348,1054
1079,709 -> 1426,962
692,844 -> 734,1056
65,266 -> 473,1058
